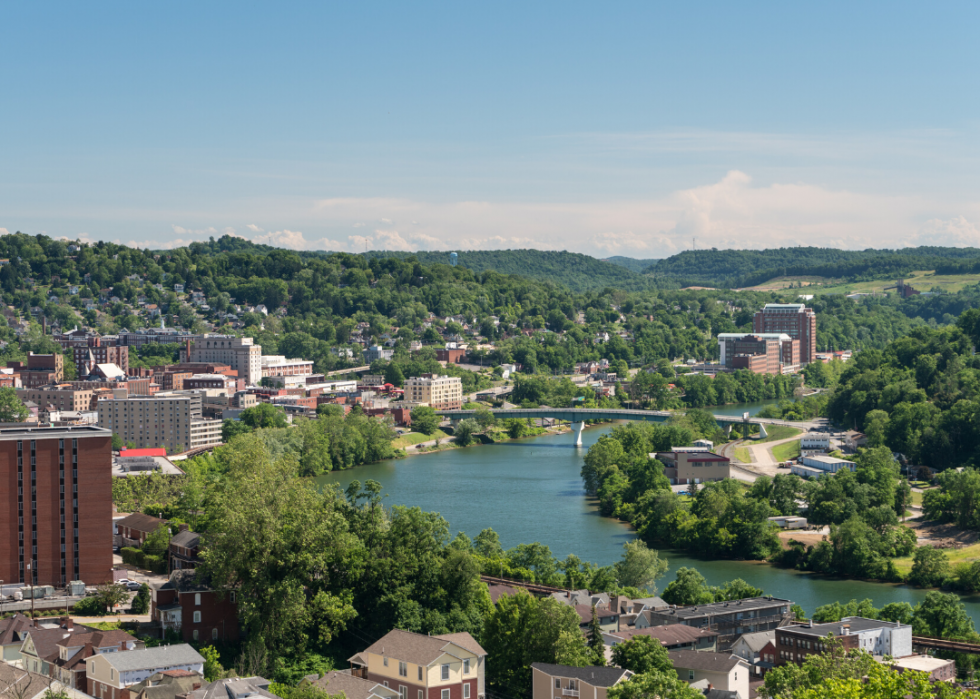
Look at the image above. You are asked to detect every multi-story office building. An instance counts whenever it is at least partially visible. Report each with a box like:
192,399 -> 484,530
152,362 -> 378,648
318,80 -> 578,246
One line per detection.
97,392 -> 223,453
645,597 -> 795,650
717,333 -> 800,374
774,617 -> 912,666
183,336 -> 262,386
752,304 -> 817,365
405,374 -> 463,410
0,425 -> 114,586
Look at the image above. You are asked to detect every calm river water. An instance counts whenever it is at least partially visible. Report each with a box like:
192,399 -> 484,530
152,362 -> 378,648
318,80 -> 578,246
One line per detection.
317,402 -> 980,623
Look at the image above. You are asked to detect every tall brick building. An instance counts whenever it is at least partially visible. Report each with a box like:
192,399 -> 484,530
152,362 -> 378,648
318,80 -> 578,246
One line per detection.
0,426 -> 114,587
752,304 -> 817,365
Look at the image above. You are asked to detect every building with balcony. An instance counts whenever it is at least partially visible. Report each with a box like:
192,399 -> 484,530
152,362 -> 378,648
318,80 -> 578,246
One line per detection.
404,375 -> 463,410
87,645 -> 205,699
774,617 -> 912,667
530,664 -> 632,699
97,392 -> 223,453
260,355 -> 315,378
644,597 -> 795,651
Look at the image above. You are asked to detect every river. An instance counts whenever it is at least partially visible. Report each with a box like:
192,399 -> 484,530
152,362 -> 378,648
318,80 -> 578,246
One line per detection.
316,402 -> 980,623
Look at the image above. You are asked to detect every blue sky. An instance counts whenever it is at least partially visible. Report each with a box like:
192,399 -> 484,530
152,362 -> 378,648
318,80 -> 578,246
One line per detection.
3,2 -> 980,256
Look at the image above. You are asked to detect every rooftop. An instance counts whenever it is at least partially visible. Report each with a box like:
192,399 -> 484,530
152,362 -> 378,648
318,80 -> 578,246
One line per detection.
101,643 -> 205,672
668,650 -> 744,673
780,617 -> 907,638
530,664 -> 632,688
0,425 -> 111,440
354,629 -> 485,666
652,596 -> 792,621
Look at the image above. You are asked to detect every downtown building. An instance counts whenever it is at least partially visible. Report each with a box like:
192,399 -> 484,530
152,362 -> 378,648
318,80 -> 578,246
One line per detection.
716,333 -> 800,375
0,425 -> 114,586
752,303 -> 817,365
97,391 -> 223,453
181,335 -> 262,386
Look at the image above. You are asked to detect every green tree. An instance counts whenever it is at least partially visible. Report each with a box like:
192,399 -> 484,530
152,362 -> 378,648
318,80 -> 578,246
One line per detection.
200,645 -> 226,681
607,672 -> 701,699
0,386 -> 29,422
142,523 -> 172,558
111,432 -> 124,451
474,406 -> 497,432
130,583 -> 151,614
661,567 -> 714,606
384,363 -> 405,387
760,637 -> 878,699
453,419 -> 478,447
482,590 -> 586,697
93,582 -> 130,614
587,605 -> 606,666
410,406 -> 440,435
610,635 -> 673,675
222,419 -> 252,442
240,403 -> 288,429
614,540 -> 668,593
912,591 -> 975,639
908,546 -> 951,588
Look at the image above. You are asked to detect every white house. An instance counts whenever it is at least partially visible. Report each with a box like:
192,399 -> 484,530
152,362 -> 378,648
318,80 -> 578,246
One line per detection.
668,651 -> 750,699
87,644 -> 204,698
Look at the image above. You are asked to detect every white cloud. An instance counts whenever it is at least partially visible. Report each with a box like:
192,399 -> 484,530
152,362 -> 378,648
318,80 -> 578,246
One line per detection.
251,229 -> 308,250
0,228 -> 9,236
914,216 -> 980,247
380,218 -> 393,224
246,224 -> 264,233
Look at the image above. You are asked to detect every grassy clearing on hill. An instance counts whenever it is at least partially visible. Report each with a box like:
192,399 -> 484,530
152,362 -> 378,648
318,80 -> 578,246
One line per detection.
810,270 -> 980,296
753,425 -> 802,444
734,446 -> 752,463
892,541 -> 980,575
771,440 -> 801,462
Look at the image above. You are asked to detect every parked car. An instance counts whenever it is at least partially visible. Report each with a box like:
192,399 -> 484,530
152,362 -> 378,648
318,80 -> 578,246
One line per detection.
115,578 -> 132,586
125,581 -> 142,591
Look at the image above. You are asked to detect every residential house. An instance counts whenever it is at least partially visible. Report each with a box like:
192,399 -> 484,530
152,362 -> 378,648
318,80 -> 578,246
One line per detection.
305,671 -> 400,699
668,651 -> 749,699
151,570 -> 240,644
529,664 -> 631,699
890,656 -> 956,682
549,590 -> 610,609
603,625 -> 717,653
0,614 -> 35,661
87,644 -> 205,699
127,669 -> 204,699
18,618 -> 141,689
178,676 -> 280,699
730,630 -> 775,678
168,527 -> 201,571
174,285 -> 185,293
0,662 -> 93,699
116,513 -> 169,547
486,584 -> 518,605
572,606 -> 620,634
349,629 -> 486,699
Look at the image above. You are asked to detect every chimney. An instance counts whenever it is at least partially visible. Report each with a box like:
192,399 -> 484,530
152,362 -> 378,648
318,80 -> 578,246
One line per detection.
707,684 -> 712,692
62,616 -> 73,630
178,523 -> 190,533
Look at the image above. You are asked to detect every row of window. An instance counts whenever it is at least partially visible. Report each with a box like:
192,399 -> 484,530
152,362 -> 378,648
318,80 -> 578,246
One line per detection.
385,685 -> 469,699
385,658 -> 472,679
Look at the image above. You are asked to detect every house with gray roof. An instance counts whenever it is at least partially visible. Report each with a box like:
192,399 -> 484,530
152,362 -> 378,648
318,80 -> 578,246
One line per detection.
304,670 -> 398,699
530,663 -> 631,699
87,644 -> 205,698
668,651 -> 749,699
178,676 -> 279,699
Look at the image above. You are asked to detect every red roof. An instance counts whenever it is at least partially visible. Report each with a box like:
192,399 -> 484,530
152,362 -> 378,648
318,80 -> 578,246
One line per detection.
118,447 -> 167,457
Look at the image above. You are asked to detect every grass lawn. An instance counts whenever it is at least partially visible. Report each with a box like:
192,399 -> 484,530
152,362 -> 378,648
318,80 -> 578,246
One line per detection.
392,430 -> 448,448
893,541 -> 980,576
910,490 -> 924,507
771,440 -> 801,462
808,270 -> 980,297
734,447 -> 752,463
753,425 -> 803,444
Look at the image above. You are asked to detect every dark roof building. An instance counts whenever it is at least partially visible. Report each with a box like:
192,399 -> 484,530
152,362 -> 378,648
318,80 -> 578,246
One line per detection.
645,597 -> 794,650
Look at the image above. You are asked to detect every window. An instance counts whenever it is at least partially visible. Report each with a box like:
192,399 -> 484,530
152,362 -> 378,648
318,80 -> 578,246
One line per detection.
688,671 -> 694,680
441,691 -> 449,699
195,593 -> 201,605
384,657 -> 389,667
442,664 -> 450,681
419,668 -> 423,681
111,670 -> 115,681
230,591 -> 236,603
400,687 -> 407,699
463,685 -> 470,699
463,659 -> 470,674
212,628 -> 218,640
193,629 -> 199,641
419,692 -> 423,699
399,661 -> 407,677
193,611 -> 201,623
555,680 -> 560,689
383,682 -> 389,689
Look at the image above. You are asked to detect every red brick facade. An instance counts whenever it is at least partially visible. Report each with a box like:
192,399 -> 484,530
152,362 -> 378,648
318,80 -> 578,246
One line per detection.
366,675 -> 478,699
152,586 -> 240,643
0,427 -> 113,587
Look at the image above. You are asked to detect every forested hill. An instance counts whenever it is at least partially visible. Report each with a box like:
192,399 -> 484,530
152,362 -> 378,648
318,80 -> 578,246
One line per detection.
645,246 -> 980,289
602,256 -> 662,273
360,249 -> 656,292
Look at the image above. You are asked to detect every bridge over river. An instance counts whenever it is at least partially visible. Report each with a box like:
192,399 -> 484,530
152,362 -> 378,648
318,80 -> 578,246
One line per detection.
435,407 -> 825,445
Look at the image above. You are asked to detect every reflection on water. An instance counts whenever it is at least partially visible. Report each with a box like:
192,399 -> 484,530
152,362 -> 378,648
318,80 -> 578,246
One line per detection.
317,418 -> 980,623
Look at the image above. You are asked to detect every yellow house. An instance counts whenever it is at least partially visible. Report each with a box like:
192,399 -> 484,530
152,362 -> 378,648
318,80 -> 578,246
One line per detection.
349,630 -> 486,699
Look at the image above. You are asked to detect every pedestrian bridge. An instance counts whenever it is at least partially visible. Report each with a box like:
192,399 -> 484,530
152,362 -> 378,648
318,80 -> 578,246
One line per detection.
434,407 -> 789,445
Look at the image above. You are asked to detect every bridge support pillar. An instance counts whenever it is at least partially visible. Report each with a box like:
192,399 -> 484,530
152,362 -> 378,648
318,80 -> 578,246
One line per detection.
725,424 -> 733,437
756,423 -> 768,440
571,422 -> 585,447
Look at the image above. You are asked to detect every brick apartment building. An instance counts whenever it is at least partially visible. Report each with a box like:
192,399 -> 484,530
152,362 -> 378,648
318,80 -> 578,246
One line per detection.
350,629 -> 486,699
0,425 -> 114,586
260,355 -> 314,378
9,353 -> 64,388
752,303 -> 817,365
151,571 -> 240,644
717,333 -> 800,375
182,336 -> 262,386
774,617 -> 912,666
405,375 -> 463,410
74,342 -> 129,374
656,448 -> 732,485
17,386 -> 96,413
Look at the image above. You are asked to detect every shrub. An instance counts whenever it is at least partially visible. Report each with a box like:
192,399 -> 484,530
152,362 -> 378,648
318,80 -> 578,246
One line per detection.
73,596 -> 108,616
142,554 -> 168,575
120,547 -> 143,567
